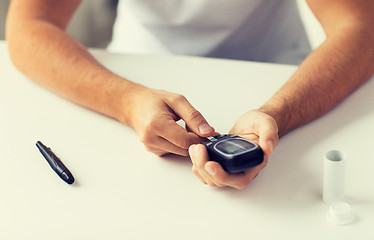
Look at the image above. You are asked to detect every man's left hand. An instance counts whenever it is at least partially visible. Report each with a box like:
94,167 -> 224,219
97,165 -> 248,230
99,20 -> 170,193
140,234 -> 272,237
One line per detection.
189,110 -> 279,189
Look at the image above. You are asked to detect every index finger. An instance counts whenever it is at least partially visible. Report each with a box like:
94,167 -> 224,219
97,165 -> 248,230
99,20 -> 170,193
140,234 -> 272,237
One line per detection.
156,118 -> 203,149
165,95 -> 215,137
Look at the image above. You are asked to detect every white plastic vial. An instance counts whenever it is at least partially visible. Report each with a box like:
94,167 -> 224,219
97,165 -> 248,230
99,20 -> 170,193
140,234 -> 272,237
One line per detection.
323,150 -> 347,204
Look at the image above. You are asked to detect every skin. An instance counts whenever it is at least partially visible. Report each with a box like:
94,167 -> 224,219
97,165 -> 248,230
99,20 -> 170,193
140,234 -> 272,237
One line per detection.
6,0 -> 374,189
6,0 -> 215,157
190,0 -> 374,189
190,110 -> 278,189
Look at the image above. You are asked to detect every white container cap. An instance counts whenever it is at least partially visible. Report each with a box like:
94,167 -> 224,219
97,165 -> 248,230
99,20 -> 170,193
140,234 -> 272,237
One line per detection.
326,201 -> 354,225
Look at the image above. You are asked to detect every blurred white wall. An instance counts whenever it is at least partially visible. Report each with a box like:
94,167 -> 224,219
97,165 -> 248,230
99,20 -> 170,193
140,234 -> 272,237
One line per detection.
0,0 -> 117,48
67,0 -> 117,48
297,0 -> 326,49
0,0 -> 10,41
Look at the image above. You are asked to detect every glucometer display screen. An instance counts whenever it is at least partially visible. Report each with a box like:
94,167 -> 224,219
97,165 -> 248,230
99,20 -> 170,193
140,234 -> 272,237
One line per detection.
217,142 -> 242,154
216,139 -> 255,155
203,135 -> 264,173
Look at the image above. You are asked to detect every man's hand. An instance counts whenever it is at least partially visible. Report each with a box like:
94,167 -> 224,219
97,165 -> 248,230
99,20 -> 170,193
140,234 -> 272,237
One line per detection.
125,86 -> 215,156
189,110 -> 278,189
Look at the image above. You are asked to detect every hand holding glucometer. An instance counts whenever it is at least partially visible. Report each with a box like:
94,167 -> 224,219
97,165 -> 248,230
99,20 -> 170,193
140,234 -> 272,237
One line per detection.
202,134 -> 264,173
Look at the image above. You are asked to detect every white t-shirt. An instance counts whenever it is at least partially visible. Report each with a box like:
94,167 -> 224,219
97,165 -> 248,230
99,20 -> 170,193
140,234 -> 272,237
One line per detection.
108,0 -> 311,64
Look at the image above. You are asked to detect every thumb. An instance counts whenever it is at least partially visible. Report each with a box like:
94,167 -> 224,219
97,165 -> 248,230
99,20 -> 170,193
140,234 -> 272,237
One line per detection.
257,117 -> 279,156
166,94 -> 214,137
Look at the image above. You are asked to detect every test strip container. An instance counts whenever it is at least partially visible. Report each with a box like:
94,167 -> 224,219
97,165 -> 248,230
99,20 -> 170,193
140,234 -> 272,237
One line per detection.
323,150 -> 347,204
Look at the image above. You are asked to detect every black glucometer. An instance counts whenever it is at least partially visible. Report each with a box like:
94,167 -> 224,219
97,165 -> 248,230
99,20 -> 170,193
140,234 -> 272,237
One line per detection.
202,134 -> 264,173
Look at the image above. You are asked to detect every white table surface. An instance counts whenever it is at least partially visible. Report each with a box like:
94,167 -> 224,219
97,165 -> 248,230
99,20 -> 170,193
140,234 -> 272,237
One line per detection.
1,40 -> 373,239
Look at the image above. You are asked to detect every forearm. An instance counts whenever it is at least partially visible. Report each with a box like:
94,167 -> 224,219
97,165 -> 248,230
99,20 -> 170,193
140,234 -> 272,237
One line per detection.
260,25 -> 374,137
6,18 -> 139,125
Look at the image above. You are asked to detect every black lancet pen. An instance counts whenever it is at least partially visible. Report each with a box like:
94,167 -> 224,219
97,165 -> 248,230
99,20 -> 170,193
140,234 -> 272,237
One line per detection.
36,141 -> 75,184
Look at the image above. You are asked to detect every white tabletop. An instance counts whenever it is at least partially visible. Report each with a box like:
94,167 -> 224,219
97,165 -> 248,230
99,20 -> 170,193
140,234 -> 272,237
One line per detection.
1,40 -> 373,239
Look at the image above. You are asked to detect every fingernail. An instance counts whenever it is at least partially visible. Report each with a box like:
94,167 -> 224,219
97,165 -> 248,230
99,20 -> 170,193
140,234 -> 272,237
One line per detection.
199,123 -> 212,135
190,144 -> 201,156
206,165 -> 216,176
189,145 -> 196,155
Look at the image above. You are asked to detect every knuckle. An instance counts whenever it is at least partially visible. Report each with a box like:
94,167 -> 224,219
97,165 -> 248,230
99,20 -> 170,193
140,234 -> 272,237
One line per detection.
236,181 -> 249,190
144,145 -> 153,152
194,159 -> 205,169
155,151 -> 167,157
139,132 -> 153,145
145,145 -> 166,157
140,123 -> 160,145
144,119 -> 160,133
187,109 -> 202,122
193,162 -> 203,171
171,94 -> 186,105
207,182 -> 217,187
145,146 -> 163,157
177,137 -> 190,149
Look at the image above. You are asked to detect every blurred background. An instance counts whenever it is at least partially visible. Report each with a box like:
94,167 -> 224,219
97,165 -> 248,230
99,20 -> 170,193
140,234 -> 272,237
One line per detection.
0,0 -> 324,50
0,0 -> 118,48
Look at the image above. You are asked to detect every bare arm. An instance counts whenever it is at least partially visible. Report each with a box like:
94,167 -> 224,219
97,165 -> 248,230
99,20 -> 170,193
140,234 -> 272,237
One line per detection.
6,0 -> 133,123
6,0 -> 215,156
259,0 -> 374,137
189,0 -> 374,189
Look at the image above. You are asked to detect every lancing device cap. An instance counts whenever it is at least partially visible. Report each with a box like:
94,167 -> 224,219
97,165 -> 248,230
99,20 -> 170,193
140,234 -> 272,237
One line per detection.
326,201 -> 354,225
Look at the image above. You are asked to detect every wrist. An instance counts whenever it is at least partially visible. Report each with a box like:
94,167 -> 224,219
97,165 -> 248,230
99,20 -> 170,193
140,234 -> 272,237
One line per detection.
257,105 -> 288,137
117,81 -> 148,127
92,70 -> 147,126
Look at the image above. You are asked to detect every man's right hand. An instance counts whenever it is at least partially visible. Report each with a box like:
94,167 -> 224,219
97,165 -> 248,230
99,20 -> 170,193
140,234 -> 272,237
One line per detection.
123,86 -> 215,156
6,0 -> 214,157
